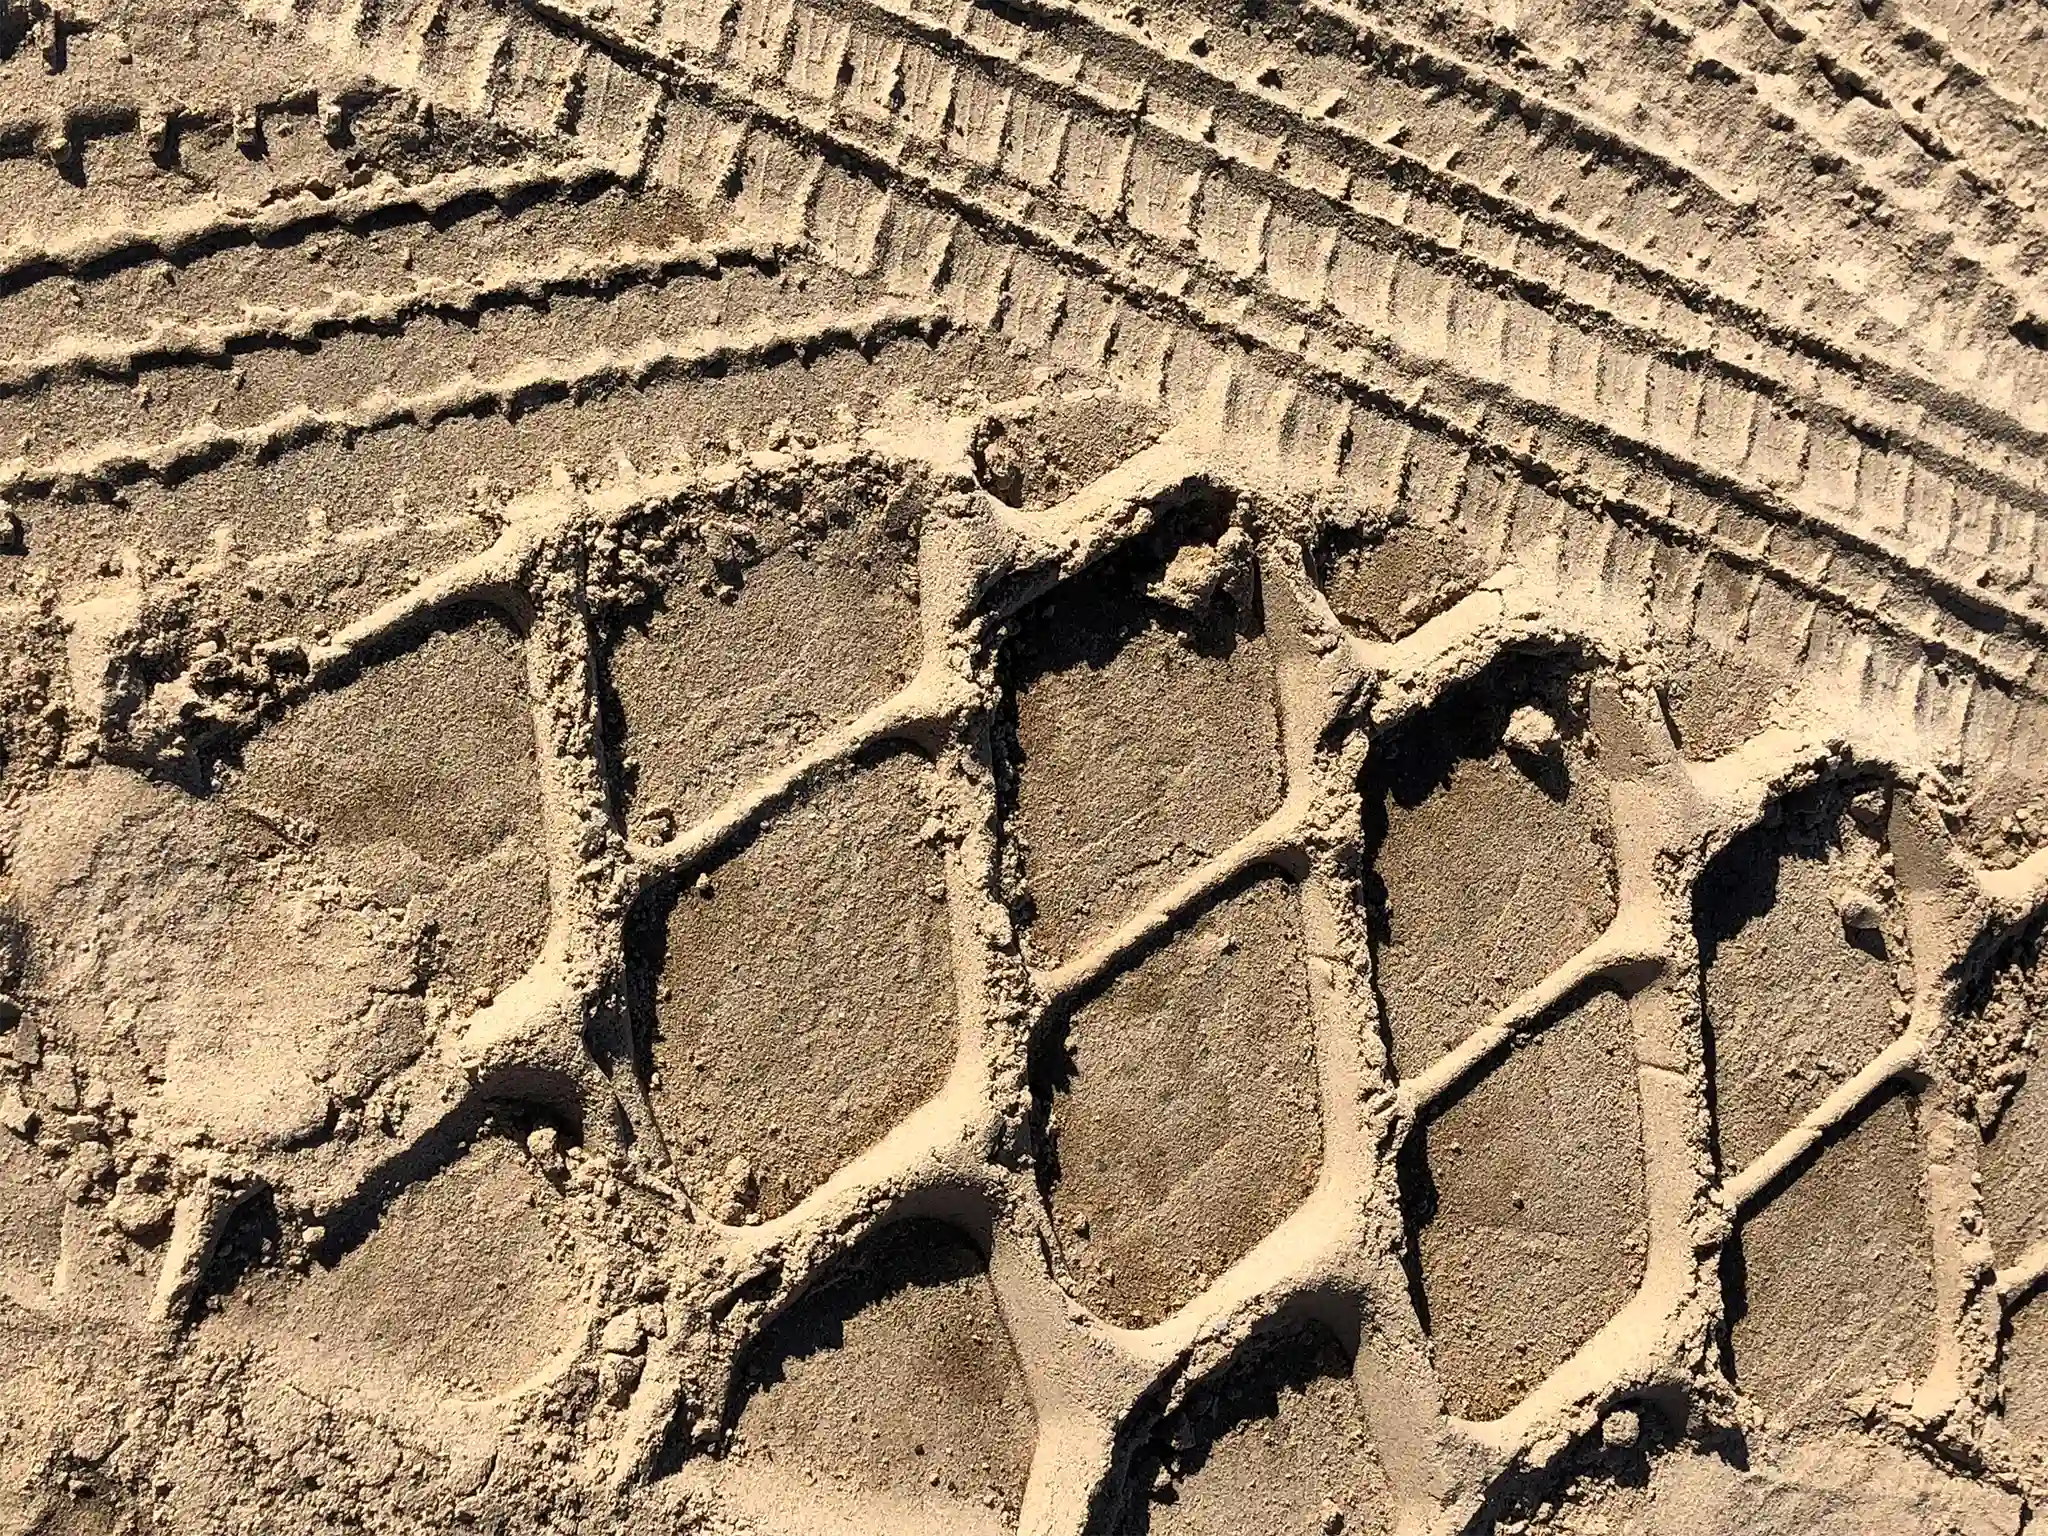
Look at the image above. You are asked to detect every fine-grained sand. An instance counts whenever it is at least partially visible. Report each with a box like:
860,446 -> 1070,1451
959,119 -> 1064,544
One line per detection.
3,0 -> 2048,1530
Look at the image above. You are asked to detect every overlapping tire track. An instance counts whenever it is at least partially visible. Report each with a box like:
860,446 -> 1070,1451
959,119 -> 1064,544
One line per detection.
6,0 -> 2048,1528
225,0 -> 2048,709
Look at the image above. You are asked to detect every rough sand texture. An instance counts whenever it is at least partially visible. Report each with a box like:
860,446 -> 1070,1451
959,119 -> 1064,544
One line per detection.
5,0 -> 2048,1532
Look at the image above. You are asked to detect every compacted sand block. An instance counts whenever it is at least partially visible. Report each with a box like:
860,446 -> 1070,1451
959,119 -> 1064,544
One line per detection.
1042,878 -> 1322,1328
1361,669 -> 1617,1076
719,1220 -> 1037,1530
1004,500 -> 1283,966
1316,519 -> 1490,648
607,480 -> 926,829
0,1133 -> 60,1311
199,1138 -> 588,1403
1725,1092 -> 1935,1431
2004,1301 -> 2048,1464
1695,784 -> 1904,1172
1135,1322 -> 1396,1536
1984,1060 -> 2048,1272
228,613 -> 553,1010
1405,992 -> 1648,1422
644,753 -> 958,1220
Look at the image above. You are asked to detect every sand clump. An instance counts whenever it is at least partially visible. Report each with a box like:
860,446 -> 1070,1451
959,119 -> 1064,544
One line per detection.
1,0 -> 2048,1532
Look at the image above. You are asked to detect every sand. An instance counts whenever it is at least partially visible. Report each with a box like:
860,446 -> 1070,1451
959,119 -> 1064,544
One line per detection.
2,0 -> 2048,1531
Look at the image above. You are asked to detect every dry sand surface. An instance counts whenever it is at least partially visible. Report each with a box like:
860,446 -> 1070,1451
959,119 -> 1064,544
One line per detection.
6,0 -> 2048,1531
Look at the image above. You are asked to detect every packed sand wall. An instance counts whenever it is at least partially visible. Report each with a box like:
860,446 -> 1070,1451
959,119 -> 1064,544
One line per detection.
3,0 -> 2048,1531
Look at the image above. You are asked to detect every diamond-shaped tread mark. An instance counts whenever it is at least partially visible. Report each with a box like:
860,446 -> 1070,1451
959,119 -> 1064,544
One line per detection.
1975,973 -> 2048,1268
1313,516 -> 1490,645
207,519 -> 499,648
198,1136 -> 585,1402
1002,495 -> 1281,967
1721,1090 -> 1933,1429
1401,992 -> 1648,1421
639,754 -> 956,1221
0,1312 -> 61,1515
718,1220 -> 1035,1527
1361,663 -> 1617,1076
1042,878 -> 1321,1329
1131,1321 -> 1396,1536
228,611 -> 549,1009
606,471 -> 924,830
1695,780 -> 1902,1171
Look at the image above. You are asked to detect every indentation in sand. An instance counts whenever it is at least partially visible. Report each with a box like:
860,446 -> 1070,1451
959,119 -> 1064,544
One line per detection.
721,1219 -> 1035,1528
1041,878 -> 1321,1328
642,754 -> 957,1220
